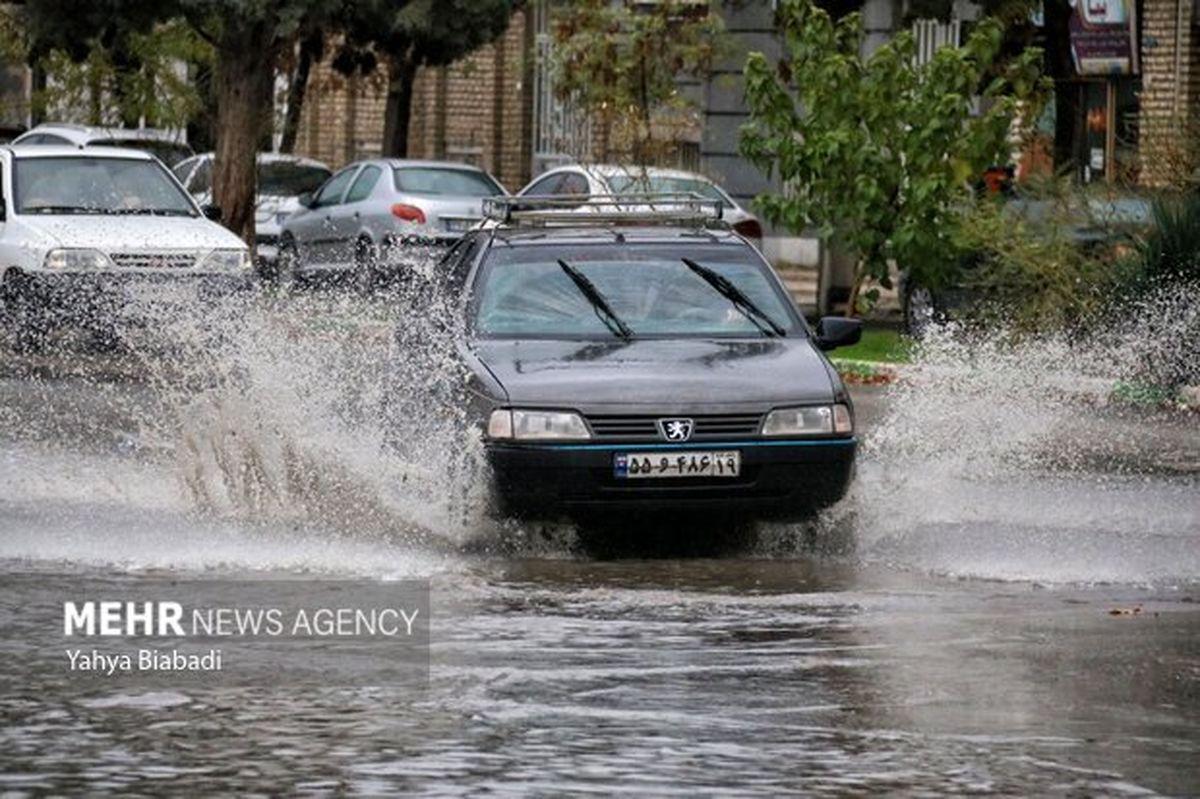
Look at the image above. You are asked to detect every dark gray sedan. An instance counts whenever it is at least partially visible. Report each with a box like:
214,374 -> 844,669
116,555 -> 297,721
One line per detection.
395,200 -> 862,522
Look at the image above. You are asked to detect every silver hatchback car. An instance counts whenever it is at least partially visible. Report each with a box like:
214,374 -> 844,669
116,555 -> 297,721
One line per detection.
278,158 -> 506,288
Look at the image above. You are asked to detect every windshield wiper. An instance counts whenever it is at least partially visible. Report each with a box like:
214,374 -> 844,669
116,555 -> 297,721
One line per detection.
681,257 -> 786,337
21,205 -> 95,214
557,258 -> 634,340
108,208 -> 195,216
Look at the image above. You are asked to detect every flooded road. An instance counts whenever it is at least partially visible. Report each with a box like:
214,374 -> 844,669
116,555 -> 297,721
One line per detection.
1,294 -> 1198,795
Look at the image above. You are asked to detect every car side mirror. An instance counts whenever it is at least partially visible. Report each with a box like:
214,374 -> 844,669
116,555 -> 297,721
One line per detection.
297,192 -> 314,209
201,204 -> 222,221
814,316 -> 862,351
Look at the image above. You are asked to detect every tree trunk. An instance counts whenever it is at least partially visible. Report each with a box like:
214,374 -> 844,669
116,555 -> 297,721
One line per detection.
30,63 -> 46,125
212,24 -> 276,244
381,52 -> 418,158
846,263 -> 865,318
279,31 -> 321,154
87,52 -> 103,125
109,40 -> 142,128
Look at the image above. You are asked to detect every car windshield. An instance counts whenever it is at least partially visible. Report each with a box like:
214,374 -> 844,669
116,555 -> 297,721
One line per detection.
15,156 -> 197,216
394,167 -> 501,197
104,139 -> 194,167
258,162 -> 331,196
475,243 -> 797,339
606,175 -> 730,206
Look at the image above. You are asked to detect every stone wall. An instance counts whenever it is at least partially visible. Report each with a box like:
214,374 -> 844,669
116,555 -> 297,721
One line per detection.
292,9 -> 532,191
292,64 -> 389,169
1138,0 -> 1200,186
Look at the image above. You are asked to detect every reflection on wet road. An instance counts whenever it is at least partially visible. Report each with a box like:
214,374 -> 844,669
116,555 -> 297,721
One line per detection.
0,293 -> 1197,794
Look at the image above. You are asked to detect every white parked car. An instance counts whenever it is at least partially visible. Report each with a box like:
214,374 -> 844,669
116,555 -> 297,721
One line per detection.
13,123 -> 195,168
516,164 -> 763,249
173,152 -> 332,272
0,146 -> 252,351
279,159 -> 506,289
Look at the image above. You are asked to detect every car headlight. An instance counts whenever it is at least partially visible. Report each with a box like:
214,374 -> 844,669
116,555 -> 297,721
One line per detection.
487,409 -> 591,441
199,248 -> 252,271
761,404 -> 852,436
43,248 -> 113,271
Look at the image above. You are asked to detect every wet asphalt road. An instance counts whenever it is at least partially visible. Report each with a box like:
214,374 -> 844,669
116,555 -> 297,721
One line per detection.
1,309 -> 1198,796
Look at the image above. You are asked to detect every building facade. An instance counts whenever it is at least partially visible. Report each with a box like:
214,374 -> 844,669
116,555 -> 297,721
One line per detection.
1138,0 -> 1200,186
285,0 -> 1199,313
288,6 -> 535,192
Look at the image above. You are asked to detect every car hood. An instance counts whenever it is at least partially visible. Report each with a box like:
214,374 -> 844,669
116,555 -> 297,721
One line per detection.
20,214 -> 245,251
472,337 -> 836,409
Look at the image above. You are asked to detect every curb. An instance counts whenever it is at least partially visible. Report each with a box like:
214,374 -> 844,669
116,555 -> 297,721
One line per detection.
828,358 -> 904,386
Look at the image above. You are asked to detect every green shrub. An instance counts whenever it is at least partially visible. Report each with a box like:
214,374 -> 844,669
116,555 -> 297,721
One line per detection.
1132,192 -> 1200,289
947,196 -> 1119,333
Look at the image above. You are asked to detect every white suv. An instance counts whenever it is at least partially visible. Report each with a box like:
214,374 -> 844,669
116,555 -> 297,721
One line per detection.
0,145 -> 252,351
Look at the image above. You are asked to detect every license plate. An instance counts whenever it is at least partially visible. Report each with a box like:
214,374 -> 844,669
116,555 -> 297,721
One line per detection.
125,281 -> 198,307
614,451 -> 741,479
442,218 -> 476,232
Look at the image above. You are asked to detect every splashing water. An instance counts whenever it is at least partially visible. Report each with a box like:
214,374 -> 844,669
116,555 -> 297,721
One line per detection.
834,284 -> 1199,583
110,268 -> 497,551
2,259 -> 1195,579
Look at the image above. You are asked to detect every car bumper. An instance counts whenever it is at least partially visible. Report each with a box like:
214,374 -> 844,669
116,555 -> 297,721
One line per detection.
255,235 -> 280,266
487,438 -> 856,521
11,269 -> 254,320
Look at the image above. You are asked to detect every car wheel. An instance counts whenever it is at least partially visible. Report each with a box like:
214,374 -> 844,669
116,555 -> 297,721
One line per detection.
277,238 -> 299,296
354,236 -> 377,296
903,283 -> 936,338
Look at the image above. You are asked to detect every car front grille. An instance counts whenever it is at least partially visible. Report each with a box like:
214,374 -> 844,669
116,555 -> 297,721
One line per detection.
585,413 -> 764,442
109,252 -> 200,270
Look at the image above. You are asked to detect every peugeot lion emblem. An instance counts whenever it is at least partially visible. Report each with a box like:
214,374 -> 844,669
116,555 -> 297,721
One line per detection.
658,418 -> 694,442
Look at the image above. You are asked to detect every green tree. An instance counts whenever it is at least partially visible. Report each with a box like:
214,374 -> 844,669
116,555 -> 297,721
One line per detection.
550,0 -> 726,165
23,0 -> 383,244
739,0 -> 1046,313
27,20 -> 210,131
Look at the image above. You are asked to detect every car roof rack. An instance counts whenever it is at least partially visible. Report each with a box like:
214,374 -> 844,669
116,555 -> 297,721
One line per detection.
483,193 -> 725,227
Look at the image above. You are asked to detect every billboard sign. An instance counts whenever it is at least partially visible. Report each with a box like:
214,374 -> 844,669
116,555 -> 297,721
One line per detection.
1069,0 -> 1139,75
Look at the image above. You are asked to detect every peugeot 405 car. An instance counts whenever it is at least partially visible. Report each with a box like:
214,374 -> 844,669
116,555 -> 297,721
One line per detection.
401,196 -> 862,522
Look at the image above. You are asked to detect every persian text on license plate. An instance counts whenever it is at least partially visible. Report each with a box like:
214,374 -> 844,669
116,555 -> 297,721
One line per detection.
614,451 -> 740,479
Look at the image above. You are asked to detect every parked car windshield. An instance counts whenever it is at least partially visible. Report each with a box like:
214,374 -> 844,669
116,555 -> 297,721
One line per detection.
258,162 -> 332,196
14,156 -> 197,216
394,167 -> 502,197
606,175 -> 730,206
475,243 -> 797,339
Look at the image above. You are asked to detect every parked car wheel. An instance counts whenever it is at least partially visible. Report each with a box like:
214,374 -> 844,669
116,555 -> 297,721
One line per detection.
354,235 -> 378,296
902,282 -> 937,338
276,237 -> 299,295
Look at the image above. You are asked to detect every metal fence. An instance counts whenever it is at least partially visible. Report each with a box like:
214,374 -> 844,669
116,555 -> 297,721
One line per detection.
912,18 -> 962,65
532,0 -> 592,176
